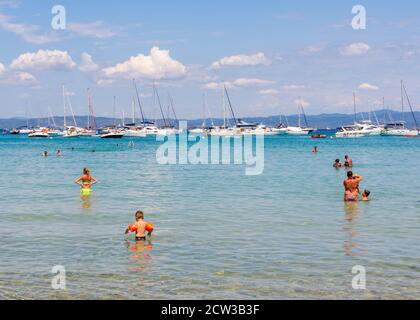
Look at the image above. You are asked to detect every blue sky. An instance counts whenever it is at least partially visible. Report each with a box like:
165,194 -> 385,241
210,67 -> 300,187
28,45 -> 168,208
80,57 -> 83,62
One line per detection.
1,0 -> 420,119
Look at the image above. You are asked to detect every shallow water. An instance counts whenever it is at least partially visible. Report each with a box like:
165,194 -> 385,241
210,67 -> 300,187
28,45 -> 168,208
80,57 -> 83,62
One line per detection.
0,134 -> 419,300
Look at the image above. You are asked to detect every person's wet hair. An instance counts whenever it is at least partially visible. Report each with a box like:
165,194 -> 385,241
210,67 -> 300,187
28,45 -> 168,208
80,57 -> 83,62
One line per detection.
135,210 -> 144,220
364,190 -> 370,197
347,171 -> 353,178
83,168 -> 90,175
335,159 -> 340,163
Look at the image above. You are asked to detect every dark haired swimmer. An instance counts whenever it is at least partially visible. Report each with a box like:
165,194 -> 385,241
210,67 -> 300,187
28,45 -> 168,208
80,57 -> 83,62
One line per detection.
343,171 -> 363,202
344,155 -> 353,168
74,168 -> 97,196
362,190 -> 371,201
333,159 -> 343,168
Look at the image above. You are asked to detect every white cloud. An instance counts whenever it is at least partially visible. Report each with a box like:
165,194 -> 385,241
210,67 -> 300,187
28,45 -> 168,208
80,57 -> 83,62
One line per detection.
0,62 -> 5,76
201,82 -> 233,90
211,52 -> 270,69
103,47 -> 186,80
202,78 -> 274,90
282,84 -> 306,91
11,50 -> 76,71
0,13 -> 61,45
233,78 -> 275,86
68,21 -> 118,39
358,83 -> 379,91
259,89 -> 280,95
340,42 -> 371,56
301,46 -> 324,55
295,98 -> 310,108
79,52 -> 99,72
96,79 -> 114,87
9,71 -> 37,85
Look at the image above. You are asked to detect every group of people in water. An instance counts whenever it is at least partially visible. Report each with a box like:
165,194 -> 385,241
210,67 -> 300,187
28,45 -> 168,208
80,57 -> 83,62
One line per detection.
43,149 -> 62,157
333,155 -> 371,202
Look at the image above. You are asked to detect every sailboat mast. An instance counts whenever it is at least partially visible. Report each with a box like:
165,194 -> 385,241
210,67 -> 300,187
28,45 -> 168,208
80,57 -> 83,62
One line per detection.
113,96 -> 117,127
62,85 -> 66,128
87,88 -> 91,129
401,80 -> 405,126
154,84 -> 167,127
169,94 -> 178,126
402,83 -> 419,130
133,79 -> 146,126
132,97 -> 136,124
297,97 -> 301,127
353,92 -> 357,124
224,85 -> 238,126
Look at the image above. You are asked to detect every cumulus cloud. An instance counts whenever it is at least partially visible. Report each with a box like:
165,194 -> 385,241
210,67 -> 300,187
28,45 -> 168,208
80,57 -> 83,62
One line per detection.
340,42 -> 371,56
103,47 -> 187,80
11,50 -> 76,71
358,83 -> 379,91
79,52 -> 99,72
68,21 -> 118,39
211,52 -> 270,69
7,71 -> 38,85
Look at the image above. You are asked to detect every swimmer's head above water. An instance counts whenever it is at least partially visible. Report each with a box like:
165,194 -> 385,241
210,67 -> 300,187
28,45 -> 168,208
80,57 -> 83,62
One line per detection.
362,190 -> 371,201
135,210 -> 144,221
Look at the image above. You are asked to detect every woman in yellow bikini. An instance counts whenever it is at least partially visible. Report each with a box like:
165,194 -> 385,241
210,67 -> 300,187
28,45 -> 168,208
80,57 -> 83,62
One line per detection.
74,168 -> 97,196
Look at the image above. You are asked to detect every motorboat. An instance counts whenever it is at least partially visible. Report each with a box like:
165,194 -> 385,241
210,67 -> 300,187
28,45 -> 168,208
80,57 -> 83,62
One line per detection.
63,126 -> 81,138
381,122 -> 418,136
28,128 -> 50,138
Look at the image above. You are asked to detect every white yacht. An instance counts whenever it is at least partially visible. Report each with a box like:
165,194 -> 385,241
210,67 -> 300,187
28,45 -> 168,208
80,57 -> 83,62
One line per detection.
285,98 -> 314,135
157,126 -> 180,136
100,126 -> 125,139
124,125 -> 147,137
62,127 -> 81,138
381,81 -> 419,137
286,126 -> 314,135
336,125 -> 370,138
381,122 -> 418,136
28,128 -> 50,138
356,120 -> 382,136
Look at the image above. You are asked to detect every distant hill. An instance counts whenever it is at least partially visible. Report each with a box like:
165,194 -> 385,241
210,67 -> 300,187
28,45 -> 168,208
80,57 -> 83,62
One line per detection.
0,109 -> 419,130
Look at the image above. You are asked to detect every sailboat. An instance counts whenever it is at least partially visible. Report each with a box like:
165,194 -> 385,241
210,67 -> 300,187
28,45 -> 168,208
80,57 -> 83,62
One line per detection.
62,85 -> 81,138
79,88 -> 97,136
100,96 -> 124,139
132,79 -> 159,136
188,93 -> 214,135
336,93 -> 372,138
208,86 -> 242,136
154,86 -> 178,136
285,98 -> 314,135
381,81 -> 419,137
124,96 -> 147,137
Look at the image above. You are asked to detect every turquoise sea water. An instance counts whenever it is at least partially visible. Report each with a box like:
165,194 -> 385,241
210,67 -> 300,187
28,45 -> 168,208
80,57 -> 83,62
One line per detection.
0,134 -> 419,300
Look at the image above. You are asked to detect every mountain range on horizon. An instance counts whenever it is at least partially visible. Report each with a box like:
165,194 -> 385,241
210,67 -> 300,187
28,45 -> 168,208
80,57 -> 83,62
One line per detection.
1,109 -> 419,130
